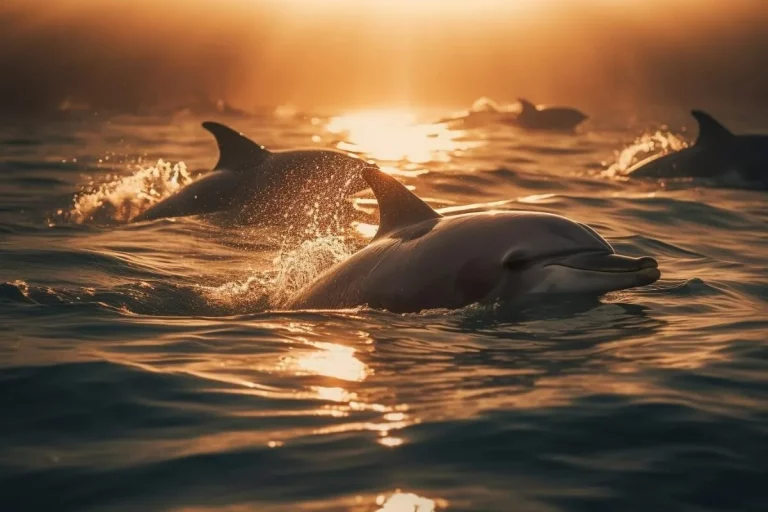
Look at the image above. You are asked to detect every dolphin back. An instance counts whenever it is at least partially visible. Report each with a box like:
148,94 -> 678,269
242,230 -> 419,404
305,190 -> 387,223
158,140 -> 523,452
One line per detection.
516,99 -> 587,131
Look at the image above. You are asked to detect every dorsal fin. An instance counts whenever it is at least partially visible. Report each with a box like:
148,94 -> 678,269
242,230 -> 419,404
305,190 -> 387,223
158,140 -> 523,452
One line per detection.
362,167 -> 441,240
202,121 -> 271,171
691,110 -> 733,146
518,98 -> 537,114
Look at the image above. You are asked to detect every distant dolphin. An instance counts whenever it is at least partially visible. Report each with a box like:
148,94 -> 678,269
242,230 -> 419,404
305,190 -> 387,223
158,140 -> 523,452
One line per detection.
286,168 -> 659,313
514,98 -> 588,131
132,122 -> 372,224
627,110 -> 768,188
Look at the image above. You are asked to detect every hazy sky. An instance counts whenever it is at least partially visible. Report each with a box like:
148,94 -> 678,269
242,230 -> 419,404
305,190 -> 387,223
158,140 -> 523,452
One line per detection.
1,0 -> 767,115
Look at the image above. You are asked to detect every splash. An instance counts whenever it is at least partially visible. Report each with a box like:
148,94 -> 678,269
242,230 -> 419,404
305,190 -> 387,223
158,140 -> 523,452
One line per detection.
197,275 -> 275,312
66,159 -> 193,224
196,182 -> 363,312
604,129 -> 689,178
199,233 -> 356,312
269,234 -> 355,307
470,96 -> 502,112
196,228 -> 349,311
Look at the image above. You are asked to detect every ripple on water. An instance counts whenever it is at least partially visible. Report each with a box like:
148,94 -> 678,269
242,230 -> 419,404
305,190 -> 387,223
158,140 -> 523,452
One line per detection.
1,112 -> 767,512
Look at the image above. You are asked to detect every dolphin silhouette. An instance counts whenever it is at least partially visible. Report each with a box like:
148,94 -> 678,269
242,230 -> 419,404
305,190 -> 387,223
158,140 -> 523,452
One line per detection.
132,122 -> 372,224
514,98 -> 588,131
627,110 -> 768,188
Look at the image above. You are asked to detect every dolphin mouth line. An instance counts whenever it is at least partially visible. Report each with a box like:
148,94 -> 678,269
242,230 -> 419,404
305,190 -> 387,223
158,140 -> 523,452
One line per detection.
546,252 -> 659,274
551,264 -> 657,274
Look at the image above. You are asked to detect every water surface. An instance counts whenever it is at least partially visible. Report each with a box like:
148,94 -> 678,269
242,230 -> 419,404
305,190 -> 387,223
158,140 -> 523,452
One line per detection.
1,107 -> 766,511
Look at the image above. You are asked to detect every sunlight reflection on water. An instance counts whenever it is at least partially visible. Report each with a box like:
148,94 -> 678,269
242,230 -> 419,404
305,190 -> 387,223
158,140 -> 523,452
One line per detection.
5,107 -> 767,512
375,491 -> 446,512
326,109 -> 480,164
289,340 -> 371,382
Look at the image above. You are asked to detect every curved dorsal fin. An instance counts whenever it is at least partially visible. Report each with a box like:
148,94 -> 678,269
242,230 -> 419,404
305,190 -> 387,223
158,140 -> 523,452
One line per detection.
362,167 -> 441,240
691,110 -> 733,146
202,121 -> 271,171
518,98 -> 537,114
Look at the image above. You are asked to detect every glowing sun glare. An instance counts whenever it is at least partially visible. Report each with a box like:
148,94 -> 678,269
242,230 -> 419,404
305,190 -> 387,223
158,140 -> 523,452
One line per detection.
375,491 -> 444,512
326,109 -> 474,164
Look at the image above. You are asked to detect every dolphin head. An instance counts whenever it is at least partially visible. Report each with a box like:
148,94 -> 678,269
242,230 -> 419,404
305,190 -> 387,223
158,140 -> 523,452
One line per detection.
483,213 -> 659,300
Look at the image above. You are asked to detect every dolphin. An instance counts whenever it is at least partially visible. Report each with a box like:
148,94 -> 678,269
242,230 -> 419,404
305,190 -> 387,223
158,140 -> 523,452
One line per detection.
627,110 -> 768,188
131,122 -> 372,224
285,168 -> 660,313
514,98 -> 588,131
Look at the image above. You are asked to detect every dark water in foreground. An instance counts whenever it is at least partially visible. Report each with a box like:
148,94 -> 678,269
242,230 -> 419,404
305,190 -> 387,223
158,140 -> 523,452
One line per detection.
1,107 -> 766,511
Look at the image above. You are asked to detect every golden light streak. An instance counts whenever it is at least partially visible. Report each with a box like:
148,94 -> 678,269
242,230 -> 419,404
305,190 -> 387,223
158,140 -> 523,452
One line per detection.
291,341 -> 370,382
326,109 -> 479,163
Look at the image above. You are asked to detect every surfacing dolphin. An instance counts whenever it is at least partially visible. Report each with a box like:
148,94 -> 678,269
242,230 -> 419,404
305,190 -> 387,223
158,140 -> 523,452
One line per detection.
286,168 -> 660,313
627,110 -> 768,189
132,122 -> 372,224
514,98 -> 588,131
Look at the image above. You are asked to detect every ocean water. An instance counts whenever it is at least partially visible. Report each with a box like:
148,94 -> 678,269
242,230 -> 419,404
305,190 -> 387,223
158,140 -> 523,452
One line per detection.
1,107 -> 766,512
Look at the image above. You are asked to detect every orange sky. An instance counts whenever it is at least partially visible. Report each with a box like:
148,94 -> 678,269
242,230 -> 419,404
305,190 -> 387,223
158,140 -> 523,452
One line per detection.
1,0 -> 767,114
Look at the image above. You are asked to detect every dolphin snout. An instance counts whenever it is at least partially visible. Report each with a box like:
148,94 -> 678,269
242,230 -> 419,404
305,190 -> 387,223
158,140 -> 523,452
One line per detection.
636,256 -> 658,270
549,252 -> 660,288
553,252 -> 658,273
